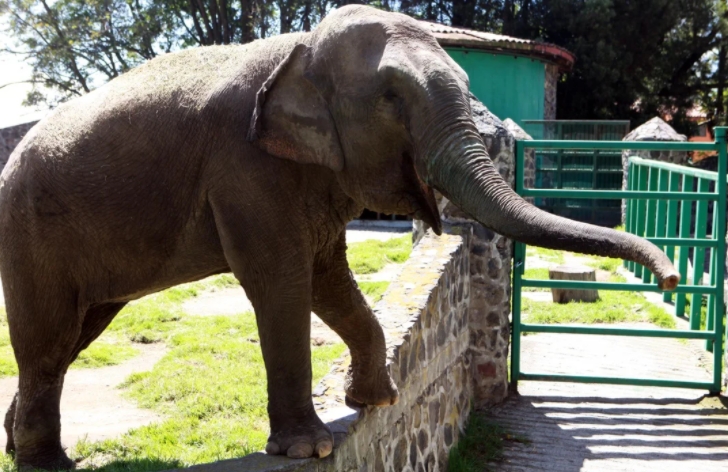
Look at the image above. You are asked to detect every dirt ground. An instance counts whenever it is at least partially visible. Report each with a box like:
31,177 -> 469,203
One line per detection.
0,343 -> 166,451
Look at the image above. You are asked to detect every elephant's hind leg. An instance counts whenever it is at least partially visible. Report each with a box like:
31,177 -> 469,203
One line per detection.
5,300 -> 126,469
5,392 -> 17,454
5,285 -> 82,471
311,233 -> 398,407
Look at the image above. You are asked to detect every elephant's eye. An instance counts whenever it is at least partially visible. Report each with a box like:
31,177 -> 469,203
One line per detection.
383,89 -> 399,102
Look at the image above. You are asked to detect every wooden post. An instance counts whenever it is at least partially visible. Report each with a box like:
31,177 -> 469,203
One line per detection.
549,265 -> 599,303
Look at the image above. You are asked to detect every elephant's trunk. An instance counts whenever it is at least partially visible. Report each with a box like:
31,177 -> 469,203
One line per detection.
423,126 -> 680,290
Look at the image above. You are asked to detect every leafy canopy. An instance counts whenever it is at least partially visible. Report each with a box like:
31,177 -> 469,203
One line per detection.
1,0 -> 725,132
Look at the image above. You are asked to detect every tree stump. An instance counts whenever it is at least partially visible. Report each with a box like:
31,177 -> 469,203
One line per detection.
549,265 -> 599,303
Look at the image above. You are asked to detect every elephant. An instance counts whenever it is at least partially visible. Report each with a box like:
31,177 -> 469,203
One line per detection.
0,5 -> 679,470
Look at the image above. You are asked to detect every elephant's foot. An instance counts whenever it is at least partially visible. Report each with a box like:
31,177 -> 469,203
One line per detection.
16,445 -> 75,471
4,393 -> 17,454
265,414 -> 333,459
344,363 -> 399,407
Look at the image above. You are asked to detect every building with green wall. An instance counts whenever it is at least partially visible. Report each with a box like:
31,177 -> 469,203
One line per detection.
423,22 -> 575,125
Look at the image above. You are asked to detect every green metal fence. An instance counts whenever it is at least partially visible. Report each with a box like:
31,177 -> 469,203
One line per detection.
523,120 -> 631,227
521,120 -> 630,141
533,148 -> 623,227
511,127 -> 727,394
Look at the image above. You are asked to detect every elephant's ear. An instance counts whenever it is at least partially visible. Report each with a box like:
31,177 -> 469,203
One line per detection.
247,44 -> 344,172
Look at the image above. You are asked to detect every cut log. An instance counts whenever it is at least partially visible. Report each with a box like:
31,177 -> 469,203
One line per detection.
549,265 -> 599,303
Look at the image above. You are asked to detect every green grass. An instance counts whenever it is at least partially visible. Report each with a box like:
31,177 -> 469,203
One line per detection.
521,248 -> 676,329
346,234 -> 412,274
65,275 -> 347,470
587,255 -> 622,273
448,412 -> 529,472
358,281 -> 390,303
0,307 -> 139,377
0,237 -> 409,470
71,312 -> 345,470
525,246 -> 565,264
522,272 -> 676,328
522,268 -> 550,292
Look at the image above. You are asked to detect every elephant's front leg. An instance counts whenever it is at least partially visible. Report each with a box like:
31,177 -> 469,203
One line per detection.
211,204 -> 333,459
250,274 -> 334,459
312,233 -> 398,407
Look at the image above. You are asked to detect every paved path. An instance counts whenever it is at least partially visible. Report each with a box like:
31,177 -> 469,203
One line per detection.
489,327 -> 728,471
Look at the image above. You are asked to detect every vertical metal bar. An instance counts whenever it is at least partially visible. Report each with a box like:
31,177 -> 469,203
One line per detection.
707,195 -> 720,351
676,174 -> 695,318
707,249 -> 717,352
641,168 -> 661,284
655,169 -> 668,244
635,165 -> 649,279
624,160 -> 633,269
690,178 -> 710,330
511,141 -> 526,391
557,148 -> 563,199
624,163 -> 639,273
592,150 -> 598,224
712,127 -> 726,394
664,171 -> 680,303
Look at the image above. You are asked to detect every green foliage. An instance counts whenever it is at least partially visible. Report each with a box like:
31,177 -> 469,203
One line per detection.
447,413 -> 529,472
3,0 -> 724,125
0,0 -> 338,105
346,234 -> 412,274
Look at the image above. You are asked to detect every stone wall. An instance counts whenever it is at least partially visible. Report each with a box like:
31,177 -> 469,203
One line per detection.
0,120 -> 37,170
175,232 -> 476,472
413,95 -> 513,408
621,117 -> 688,223
544,63 -> 559,120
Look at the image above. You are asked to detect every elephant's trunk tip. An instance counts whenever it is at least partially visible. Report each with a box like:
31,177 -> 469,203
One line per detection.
658,270 -> 680,291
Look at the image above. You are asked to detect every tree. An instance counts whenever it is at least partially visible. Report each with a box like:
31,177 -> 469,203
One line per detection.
1,0 -> 180,105
1,0 -> 726,132
504,0 -> 727,133
0,0 -> 339,106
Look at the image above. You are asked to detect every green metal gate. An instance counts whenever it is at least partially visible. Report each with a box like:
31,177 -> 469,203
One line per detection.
523,120 -> 630,227
511,127 -> 727,394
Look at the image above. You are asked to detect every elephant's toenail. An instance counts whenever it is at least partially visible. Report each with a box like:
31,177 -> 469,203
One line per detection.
316,441 -> 333,458
265,441 -> 280,455
287,442 -> 314,458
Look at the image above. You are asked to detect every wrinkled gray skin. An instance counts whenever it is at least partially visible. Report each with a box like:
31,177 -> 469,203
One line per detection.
0,5 -> 679,470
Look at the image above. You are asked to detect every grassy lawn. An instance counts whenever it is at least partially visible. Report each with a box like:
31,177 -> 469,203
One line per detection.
525,246 -> 565,265
71,309 -> 345,470
448,412 -> 529,472
346,233 -> 413,302
0,235 -> 413,471
346,234 -> 412,274
522,254 -> 676,329
0,278 -> 347,471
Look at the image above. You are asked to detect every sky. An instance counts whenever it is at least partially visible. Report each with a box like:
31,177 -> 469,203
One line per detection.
0,30 -> 48,129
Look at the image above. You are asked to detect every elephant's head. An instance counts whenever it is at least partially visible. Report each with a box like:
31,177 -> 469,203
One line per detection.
249,5 -> 680,290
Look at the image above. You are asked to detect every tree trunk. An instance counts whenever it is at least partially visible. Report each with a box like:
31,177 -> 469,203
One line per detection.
549,265 -> 599,303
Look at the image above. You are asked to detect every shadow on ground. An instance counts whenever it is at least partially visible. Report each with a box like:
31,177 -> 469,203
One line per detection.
488,392 -> 728,471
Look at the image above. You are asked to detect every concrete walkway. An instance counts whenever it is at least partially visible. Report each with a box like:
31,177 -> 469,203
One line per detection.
488,327 -> 728,471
